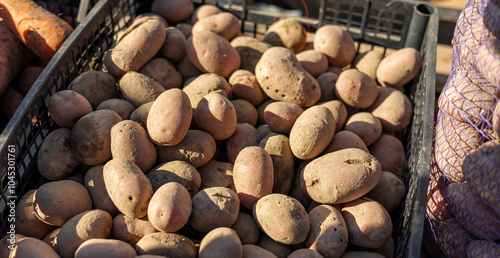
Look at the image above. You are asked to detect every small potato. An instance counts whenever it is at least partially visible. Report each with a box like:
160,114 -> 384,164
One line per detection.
231,36 -> 271,73
182,73 -> 231,111
38,128 -> 80,180
187,31 -> 240,78
319,100 -> 348,132
147,160 -> 201,196
341,197 -> 392,248
263,18 -> 306,53
111,120 -> 157,172
316,72 -> 339,102
253,194 -> 309,245
151,0 -> 194,24
130,101 -> 153,128
364,171 -> 406,212
68,71 -> 119,109
353,50 -> 383,80
48,90 -> 93,128
15,190 -> 54,239
196,92 -> 237,140
231,212 -> 260,245
335,69 -> 378,109
296,50 -> 328,77
257,100 -> 275,124
199,227 -> 242,258
75,239 -> 136,258
139,58 -> 182,90
192,12 -> 240,41
436,218 -> 470,257
301,148 -> 382,204
376,47 -> 422,89
191,4 -> 222,24
156,129 -> 216,168
229,69 -> 266,106
341,251 -> 384,258
55,209 -> 113,258
242,244 -> 278,258
96,98 -> 135,119
176,23 -> 192,38
263,102 -> 303,134
84,165 -> 119,216
112,214 -> 159,246
177,55 -> 202,81
467,240 -> 500,257
135,232 -> 196,257
103,158 -> 153,218
344,112 -> 382,146
367,86 -> 412,132
70,110 -> 122,165
43,228 -> 60,250
289,106 -> 336,160
226,123 -> 260,163
368,134 -> 406,178
198,160 -> 235,191
232,99 -> 259,126
259,134 -> 294,195
147,88 -> 192,146
288,249 -> 323,258
33,180 -> 92,226
257,124 -> 273,140
322,130 -> 369,155
257,234 -> 292,258
313,25 -> 356,67
160,27 -> 187,62
234,146 -> 274,209
148,182 -> 192,232
306,205 -> 348,257
190,187 -> 240,232
11,237 -> 59,258
119,71 -> 166,107
289,160 -> 313,209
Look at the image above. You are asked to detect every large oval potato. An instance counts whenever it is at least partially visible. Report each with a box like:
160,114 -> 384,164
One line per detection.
112,214 -> 159,246
37,128 -> 80,181
368,134 -> 406,178
75,239 -> 136,258
376,47 -> 422,89
367,86 -> 413,132
263,102 -> 303,134
84,165 -> 119,216
139,57 -> 182,90
231,36 -> 271,73
306,205 -> 348,257
68,71 -> 119,109
135,232 -> 196,257
335,69 -> 378,109
148,182 -> 192,232
48,90 -> 93,128
199,227 -> 243,258
344,112 -> 382,146
226,123 -> 260,163
313,25 -> 356,68
229,69 -> 266,106
192,12 -> 240,41
147,160 -> 201,196
10,237 -> 59,258
259,133 -> 294,195
263,18 -> 306,53
15,190 -> 53,239
301,148 -> 382,204
190,187 -> 240,232
231,212 -> 260,245
436,218 -> 470,257
196,92 -> 237,140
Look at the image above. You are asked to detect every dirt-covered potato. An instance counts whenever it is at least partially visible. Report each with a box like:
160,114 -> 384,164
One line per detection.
231,36 -> 272,73
319,100 -> 348,132
367,86 -> 413,132
229,69 -> 266,106
199,227 -> 242,258
191,4 -> 222,24
68,71 -> 119,109
148,182 -> 192,233
10,237 -> 59,258
198,160 -> 235,191
257,100 -> 275,124
322,130 -> 369,155
160,27 -> 187,63
183,73 -> 231,111
288,249 -> 323,258
296,50 -> 328,77
37,128 -> 80,181
192,12 -> 240,41
113,214 -> 159,246
368,134 -> 406,178
232,99 -> 259,126
364,171 -> 406,212
257,234 -> 292,258
335,69 -> 378,109
147,160 -> 201,196
317,72 -> 339,102
306,205 -> 348,257
0,234 -> 26,257
151,0 -> 194,23
177,55 -> 202,81
130,101 -> 154,128
226,123 -> 260,163
263,102 -> 303,134
190,187 -> 240,232
196,92 -> 237,140
253,194 -> 309,245
353,50 -> 383,80
84,165 -> 119,216
259,133 -> 294,195
242,244 -> 278,258
344,112 -> 382,146
313,25 -> 356,68
33,180 -> 92,226
48,90 -> 93,128
118,71 -> 166,107
231,212 -> 260,245
96,98 -> 135,120
376,47 -> 422,89
75,239 -> 136,258
263,18 -> 306,53
135,232 -> 196,257
15,190 -> 53,239
139,58 -> 182,90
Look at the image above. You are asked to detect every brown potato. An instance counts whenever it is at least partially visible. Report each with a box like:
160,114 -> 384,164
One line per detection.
231,36 -> 272,73
242,244 -> 278,258
297,50 -> 328,77
229,69 -> 266,106
335,69 -> 378,109
177,55 -> 202,81
313,25 -> 356,68
263,18 -> 306,53
148,182 -> 192,232
15,190 -> 53,239
263,102 -> 303,135
257,100 -> 275,124
160,27 -> 187,62
192,12 -> 240,41
353,50 -> 383,80
467,240 -> 500,257
11,237 -> 59,258
96,98 -> 135,120
257,234 -> 292,258
68,71 -> 119,109
426,169 -> 452,222
288,249 -> 323,258
376,47 -> 422,89
48,90 -> 93,128
319,100 -> 348,132
118,71 -> 166,107
43,228 -> 60,250
341,251 -> 385,258
257,124 -> 273,141
232,99 -> 259,127
147,160 -> 201,196
139,57 -> 182,90
368,134 -> 406,178
199,227 -> 243,258
182,73 -> 231,112
367,86 -> 413,132
0,234 -> 26,257
38,128 -> 80,180
231,212 -> 260,245
84,165 -> 119,216
75,239 -> 136,258
306,205 -> 348,257
198,160 -> 235,191
226,123 -> 260,163
112,214 -> 159,246
259,133 -> 294,195
191,4 -> 222,24
151,0 -> 194,24
289,160 -> 313,209
135,232 -> 196,257
130,101 -> 154,128
190,187 -> 240,232
196,92 -> 237,140
436,218 -> 470,257
317,72 -> 339,102
344,112 -> 382,146
364,171 -> 406,212
322,130 -> 369,155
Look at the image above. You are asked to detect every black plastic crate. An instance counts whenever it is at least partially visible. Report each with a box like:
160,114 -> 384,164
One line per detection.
0,0 -> 438,257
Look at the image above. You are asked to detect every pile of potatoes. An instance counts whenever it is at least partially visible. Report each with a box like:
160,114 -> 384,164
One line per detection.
3,0 -> 425,257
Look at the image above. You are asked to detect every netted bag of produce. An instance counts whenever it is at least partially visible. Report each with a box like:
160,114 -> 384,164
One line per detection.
426,0 -> 500,257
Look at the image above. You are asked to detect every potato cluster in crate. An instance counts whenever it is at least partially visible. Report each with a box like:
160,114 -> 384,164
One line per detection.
4,0 -> 424,257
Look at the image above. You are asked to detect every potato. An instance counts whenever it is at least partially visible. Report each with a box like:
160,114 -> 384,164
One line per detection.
426,170 -> 452,222
259,134 -> 294,195
148,182 -> 192,232
364,171 -> 406,212
177,55 -> 202,81
493,101 -> 500,139
192,12 -> 240,41
255,47 -> 321,107
436,218 -> 470,257
151,0 -> 193,23
43,228 -> 60,250
75,239 -> 136,258
48,90 -> 93,128
187,31 -> 240,78
84,165 -> 119,216
353,50 -> 383,80
467,240 -> 500,257
316,72 -> 339,102
147,160 -> 201,196
183,73 -> 231,111
232,99 -> 259,126
115,14 -> 168,43
199,227 -> 242,258
111,120 -> 157,172
335,69 -> 378,109
156,129 -> 216,167
288,249 -> 323,258
104,18 -> 166,78
263,18 -> 306,53
341,197 -> 392,248
33,180 -> 92,226
341,251 -> 384,258
103,158 -> 153,218
289,106 -> 336,160
135,232 -> 196,257
328,66 -> 343,76
233,146 -> 274,209
263,102 -> 303,134
305,205 -> 348,257
231,36 -> 272,73
68,71 -> 119,109
159,27 -> 187,62
301,148 -> 382,204
130,101 -> 154,128
147,88 -> 192,146
37,128 -> 80,180
118,71 -> 165,107
10,237 -> 59,258
227,123 -> 260,163
15,190 -> 53,239
313,25 -> 356,68
296,50 -> 328,77
198,160 -> 235,191
112,214 -> 159,246
319,100 -> 348,132
368,135 -> 406,178
196,92 -> 237,140
229,69 -> 266,106
242,244 -> 278,258
446,182 -> 500,240
191,4 -> 222,24
257,234 -> 292,258
253,194 -> 309,245
70,110 -> 122,165
344,112 -> 382,146
257,124 -> 273,140
367,86 -> 412,132
190,187 -> 240,232
231,212 -> 260,245
322,130 -> 369,155
96,98 -> 134,119
376,47 -> 422,89
0,234 -> 26,257
289,160 -> 313,209
55,209 -> 113,258
258,100 -> 275,124
139,58 -> 182,90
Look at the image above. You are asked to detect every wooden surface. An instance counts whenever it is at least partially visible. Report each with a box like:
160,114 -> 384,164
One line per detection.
425,0 -> 468,9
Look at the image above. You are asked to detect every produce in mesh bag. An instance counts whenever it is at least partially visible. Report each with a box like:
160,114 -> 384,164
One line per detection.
426,163 -> 452,222
436,217 -> 471,257
477,37 -> 500,88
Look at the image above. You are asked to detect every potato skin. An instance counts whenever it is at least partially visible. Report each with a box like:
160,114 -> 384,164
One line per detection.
84,165 -> 119,216
376,47 -> 422,89
37,128 -> 80,181
68,71 -> 119,109
364,171 -> 406,212
103,158 -> 153,218
229,69 -> 266,106
190,187 -> 240,232
226,123 -> 260,163
15,190 -> 54,239
306,205 -> 348,257
368,134 -> 406,178
199,227 -> 243,258
191,4 -> 222,24
135,232 -> 196,257
152,0 -> 194,24
301,148 -> 382,204
139,57 -> 182,90
130,101 -> 154,128
322,130 -> 369,155
288,249 -> 323,258
353,50 -> 383,80
192,12 -> 240,41
112,214 -> 159,246
231,36 -> 271,73
147,88 -> 192,146
160,27 -> 187,63
253,194 -> 310,245
11,237 -> 59,258
335,69 -> 378,109
296,50 -> 328,77
196,92 -> 237,140
198,160 -> 235,191
319,100 -> 348,132
436,218 -> 470,257
344,112 -> 382,146
259,133 -> 294,195
263,102 -> 303,135
317,72 -> 339,102
147,160 -> 201,196
119,71 -> 166,107
263,18 -> 306,53
313,25 -> 356,68
75,239 -> 136,258
48,90 -> 92,128
467,240 -> 500,257
231,212 -> 260,245
148,182 -> 192,232
242,244 -> 278,258
367,86 -> 412,132
96,98 -> 135,119
257,234 -> 292,258
233,146 -> 274,209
